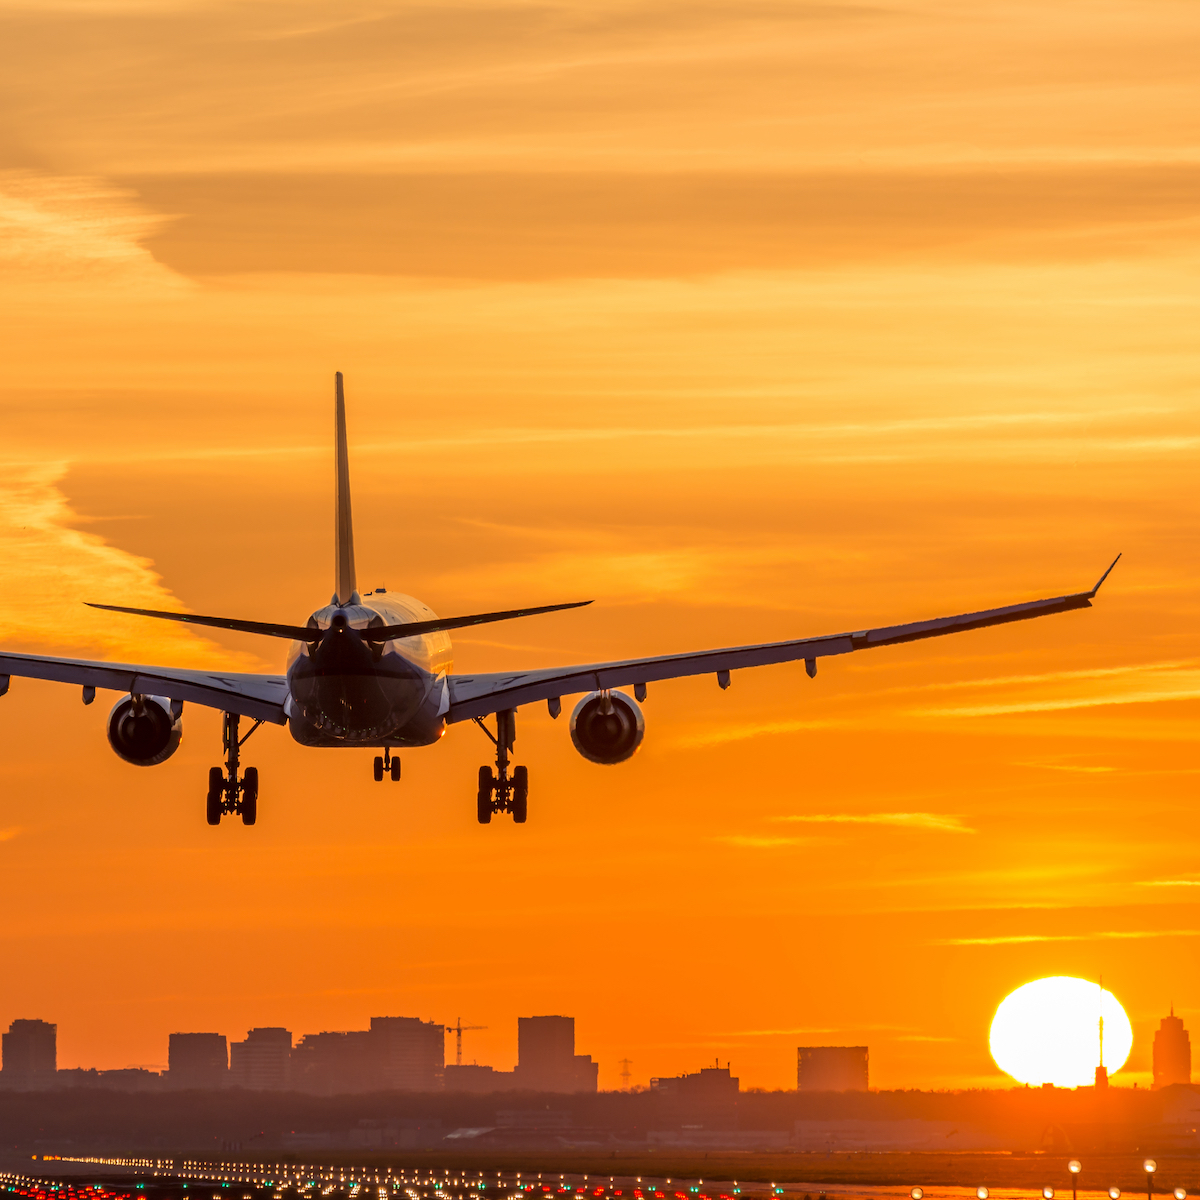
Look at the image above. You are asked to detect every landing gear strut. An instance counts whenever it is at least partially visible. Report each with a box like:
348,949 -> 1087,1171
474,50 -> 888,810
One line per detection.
373,747 -> 401,782
206,711 -> 262,827
473,708 -> 528,824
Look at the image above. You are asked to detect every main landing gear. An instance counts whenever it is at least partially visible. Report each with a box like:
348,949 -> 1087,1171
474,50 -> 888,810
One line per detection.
373,747 -> 402,782
206,711 -> 262,827
473,708 -> 528,825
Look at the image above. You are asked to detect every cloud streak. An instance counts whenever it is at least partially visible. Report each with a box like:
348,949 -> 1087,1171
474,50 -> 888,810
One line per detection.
776,812 -> 974,833
937,929 -> 1200,946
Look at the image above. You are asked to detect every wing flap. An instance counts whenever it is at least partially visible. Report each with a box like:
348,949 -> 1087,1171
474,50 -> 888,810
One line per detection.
0,651 -> 289,724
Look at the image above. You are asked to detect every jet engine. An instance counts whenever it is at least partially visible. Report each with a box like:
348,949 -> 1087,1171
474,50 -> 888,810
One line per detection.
569,689 -> 644,765
107,694 -> 182,766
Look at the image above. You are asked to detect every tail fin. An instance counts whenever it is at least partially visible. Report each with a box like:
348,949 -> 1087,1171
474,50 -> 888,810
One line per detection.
334,372 -> 358,605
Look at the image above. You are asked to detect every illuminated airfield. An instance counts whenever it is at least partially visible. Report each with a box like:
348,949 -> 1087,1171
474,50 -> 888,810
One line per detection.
3,1161 -> 1196,1200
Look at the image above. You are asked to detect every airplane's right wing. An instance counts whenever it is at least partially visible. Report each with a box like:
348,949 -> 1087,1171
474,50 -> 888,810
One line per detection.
0,650 -> 289,724
445,557 -> 1120,724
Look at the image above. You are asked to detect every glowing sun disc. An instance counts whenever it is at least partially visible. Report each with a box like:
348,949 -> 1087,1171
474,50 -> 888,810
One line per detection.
990,976 -> 1132,1087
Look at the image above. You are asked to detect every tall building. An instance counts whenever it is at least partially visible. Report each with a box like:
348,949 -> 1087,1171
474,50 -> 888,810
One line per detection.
167,1032 -> 228,1088
797,1045 -> 869,1091
514,1015 -> 598,1093
651,1063 -> 739,1128
1,1019 -> 57,1088
1153,1008 -> 1191,1088
370,1017 -> 444,1091
291,1030 -> 377,1093
230,1027 -> 292,1090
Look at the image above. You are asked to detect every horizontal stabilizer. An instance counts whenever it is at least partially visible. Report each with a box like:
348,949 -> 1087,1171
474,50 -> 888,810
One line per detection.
85,600 -> 592,642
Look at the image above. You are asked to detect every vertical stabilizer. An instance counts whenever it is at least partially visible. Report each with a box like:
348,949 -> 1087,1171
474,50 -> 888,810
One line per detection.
334,372 -> 357,605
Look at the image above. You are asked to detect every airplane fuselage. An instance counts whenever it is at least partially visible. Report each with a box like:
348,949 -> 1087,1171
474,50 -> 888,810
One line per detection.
285,592 -> 452,748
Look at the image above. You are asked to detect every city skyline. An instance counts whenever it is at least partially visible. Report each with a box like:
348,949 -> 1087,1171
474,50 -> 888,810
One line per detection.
0,0 -> 1198,1093
1,1004 -> 1193,1092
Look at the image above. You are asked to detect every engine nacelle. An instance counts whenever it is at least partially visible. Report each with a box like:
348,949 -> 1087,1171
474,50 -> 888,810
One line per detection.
570,689 -> 644,765
107,694 -> 182,766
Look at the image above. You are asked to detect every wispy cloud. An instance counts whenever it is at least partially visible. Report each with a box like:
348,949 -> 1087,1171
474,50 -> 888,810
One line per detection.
913,664 -> 1200,719
1136,879 -> 1200,888
1017,762 -> 1118,774
674,718 -> 837,748
0,827 -> 20,842
775,812 -> 974,833
936,929 -> 1200,946
726,1027 -> 839,1038
715,835 -> 813,849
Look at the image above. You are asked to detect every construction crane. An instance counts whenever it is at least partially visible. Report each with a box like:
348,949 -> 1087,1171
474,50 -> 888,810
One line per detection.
445,1017 -> 487,1067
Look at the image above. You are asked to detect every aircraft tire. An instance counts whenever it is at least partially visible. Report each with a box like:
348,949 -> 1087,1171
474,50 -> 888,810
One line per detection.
242,768 -> 258,826
390,756 -> 401,782
373,755 -> 384,782
477,766 -> 494,824
206,768 -> 223,825
512,765 -> 528,824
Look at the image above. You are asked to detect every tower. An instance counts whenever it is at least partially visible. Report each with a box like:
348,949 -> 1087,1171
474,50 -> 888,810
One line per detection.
1153,1006 -> 1191,1088
1095,978 -> 1108,1090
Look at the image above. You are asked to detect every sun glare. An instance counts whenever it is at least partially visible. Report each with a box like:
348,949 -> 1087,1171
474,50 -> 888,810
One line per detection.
990,976 -> 1132,1087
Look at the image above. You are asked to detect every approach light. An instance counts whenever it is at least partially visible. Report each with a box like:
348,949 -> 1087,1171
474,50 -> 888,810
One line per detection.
911,1191 -> 923,1200
1174,1191 -> 1186,1200
978,1189 -> 989,1199
1070,1165 -> 1082,1176
1145,1164 -> 1157,1177
1045,1189 -> 1055,1198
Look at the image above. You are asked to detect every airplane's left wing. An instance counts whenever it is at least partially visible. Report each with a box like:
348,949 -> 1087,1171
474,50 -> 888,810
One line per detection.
445,558 -> 1120,724
0,651 -> 289,724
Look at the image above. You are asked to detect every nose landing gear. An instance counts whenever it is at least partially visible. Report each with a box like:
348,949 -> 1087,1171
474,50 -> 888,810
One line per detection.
206,711 -> 262,826
373,747 -> 402,782
473,709 -> 528,824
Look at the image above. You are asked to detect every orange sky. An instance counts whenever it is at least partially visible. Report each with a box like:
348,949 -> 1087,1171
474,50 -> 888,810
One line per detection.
1,0 -> 1199,1091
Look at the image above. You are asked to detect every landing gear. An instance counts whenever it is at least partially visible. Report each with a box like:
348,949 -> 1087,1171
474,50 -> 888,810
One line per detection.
205,711 -> 262,826
373,747 -> 401,782
472,709 -> 528,824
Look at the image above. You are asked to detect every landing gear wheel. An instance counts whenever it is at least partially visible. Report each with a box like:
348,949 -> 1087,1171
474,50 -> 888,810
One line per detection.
373,756 -> 384,782
477,766 -> 495,824
390,756 -> 401,782
512,764 -> 528,824
206,767 -> 224,826
241,767 -> 258,826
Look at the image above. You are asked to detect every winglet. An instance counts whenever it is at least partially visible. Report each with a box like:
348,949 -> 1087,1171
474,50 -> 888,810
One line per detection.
334,372 -> 357,606
1088,553 -> 1121,598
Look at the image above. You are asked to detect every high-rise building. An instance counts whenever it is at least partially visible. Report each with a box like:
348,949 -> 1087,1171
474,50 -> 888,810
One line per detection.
167,1033 -> 229,1088
291,1030 -> 376,1093
1153,1008 -> 1191,1088
370,1017 -> 444,1091
1,1019 -> 57,1088
230,1027 -> 292,1090
797,1045 -> 869,1091
651,1063 -> 740,1128
514,1015 -> 598,1093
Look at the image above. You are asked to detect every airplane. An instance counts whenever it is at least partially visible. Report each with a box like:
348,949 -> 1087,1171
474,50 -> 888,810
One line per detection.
0,374 -> 1120,828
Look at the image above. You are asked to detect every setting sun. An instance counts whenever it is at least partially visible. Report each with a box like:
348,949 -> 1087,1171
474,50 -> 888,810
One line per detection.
990,977 -> 1133,1088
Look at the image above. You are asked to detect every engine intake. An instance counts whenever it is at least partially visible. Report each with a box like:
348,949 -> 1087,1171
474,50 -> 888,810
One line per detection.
570,689 -> 644,765
107,694 -> 182,766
